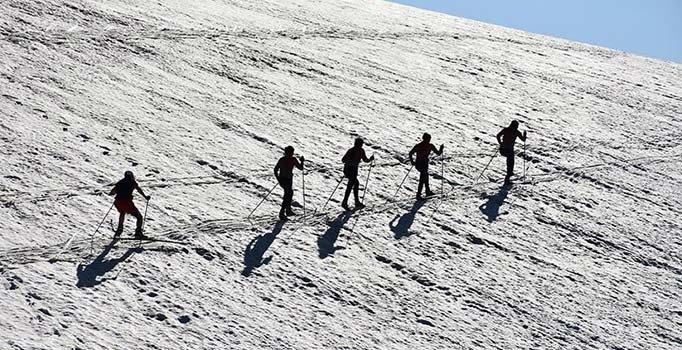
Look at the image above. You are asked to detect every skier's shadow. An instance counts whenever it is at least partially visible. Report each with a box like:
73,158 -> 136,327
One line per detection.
242,221 -> 285,277
479,183 -> 511,222
318,211 -> 353,259
76,239 -> 141,288
389,200 -> 427,239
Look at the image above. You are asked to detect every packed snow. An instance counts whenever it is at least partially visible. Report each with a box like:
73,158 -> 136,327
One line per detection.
1,0 -> 681,349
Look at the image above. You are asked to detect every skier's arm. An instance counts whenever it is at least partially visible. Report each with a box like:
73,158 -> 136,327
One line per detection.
136,184 -> 150,200
496,129 -> 504,145
432,144 -> 443,156
408,145 -> 417,164
109,185 -> 117,196
361,149 -> 370,163
341,149 -> 350,163
274,159 -> 281,178
296,156 -> 304,170
518,130 -> 527,142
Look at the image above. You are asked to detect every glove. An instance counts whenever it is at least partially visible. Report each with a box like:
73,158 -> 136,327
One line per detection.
145,195 -> 151,200
440,144 -> 445,151
299,156 -> 305,163
523,131 -> 527,138
370,155 -> 375,162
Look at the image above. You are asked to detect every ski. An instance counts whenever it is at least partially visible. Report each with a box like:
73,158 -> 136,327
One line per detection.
117,237 -> 188,245
417,194 -> 439,202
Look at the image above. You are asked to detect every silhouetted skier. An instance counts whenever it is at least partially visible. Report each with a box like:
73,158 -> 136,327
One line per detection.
274,146 -> 304,220
341,138 -> 374,210
109,171 -> 150,237
497,120 -> 527,183
409,133 -> 444,200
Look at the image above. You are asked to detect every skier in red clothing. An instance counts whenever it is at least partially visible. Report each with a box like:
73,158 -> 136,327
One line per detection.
341,138 -> 374,210
409,133 -> 443,200
497,120 -> 527,183
109,171 -> 150,237
274,146 -> 304,220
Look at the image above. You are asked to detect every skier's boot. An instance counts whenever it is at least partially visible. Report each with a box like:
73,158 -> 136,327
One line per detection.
286,208 -> 296,216
134,227 -> 145,239
354,201 -> 365,210
114,226 -> 123,238
341,201 -> 350,211
425,190 -> 436,197
279,208 -> 288,221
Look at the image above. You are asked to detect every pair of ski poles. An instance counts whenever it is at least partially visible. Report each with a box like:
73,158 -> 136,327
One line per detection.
247,163 -> 310,222
88,197 -> 151,254
319,158 -> 375,214
389,150 -> 446,203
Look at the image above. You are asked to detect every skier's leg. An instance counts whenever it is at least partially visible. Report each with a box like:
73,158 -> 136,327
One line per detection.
352,178 -> 360,204
134,210 -> 144,236
342,179 -> 353,207
278,180 -> 287,219
283,178 -> 294,215
116,213 -> 125,235
424,167 -> 432,195
417,170 -> 424,197
505,153 -> 514,182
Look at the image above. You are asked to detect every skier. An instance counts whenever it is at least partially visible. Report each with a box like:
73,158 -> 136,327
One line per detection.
109,170 -> 150,237
274,146 -> 304,220
496,120 -> 527,183
409,133 -> 444,200
341,137 -> 374,210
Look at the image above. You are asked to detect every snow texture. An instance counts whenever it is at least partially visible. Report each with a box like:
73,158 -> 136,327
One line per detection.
1,0 -> 681,349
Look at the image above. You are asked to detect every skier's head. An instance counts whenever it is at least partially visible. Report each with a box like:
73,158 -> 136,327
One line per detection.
509,120 -> 520,130
284,146 -> 295,156
422,133 -> 431,142
124,170 -> 134,180
354,138 -> 364,148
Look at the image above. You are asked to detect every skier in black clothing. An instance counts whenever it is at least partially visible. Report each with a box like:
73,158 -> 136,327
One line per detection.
341,138 -> 374,210
409,133 -> 444,200
496,120 -> 527,183
109,171 -> 150,237
274,146 -> 304,220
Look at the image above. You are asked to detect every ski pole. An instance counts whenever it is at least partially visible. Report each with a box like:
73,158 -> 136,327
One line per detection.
141,197 -> 150,233
89,202 -> 115,255
441,150 -> 445,197
360,158 -> 374,204
302,163 -> 306,219
390,165 -> 413,202
319,176 -> 344,214
247,182 -> 279,221
473,148 -> 498,186
95,203 -> 115,235
523,138 -> 527,183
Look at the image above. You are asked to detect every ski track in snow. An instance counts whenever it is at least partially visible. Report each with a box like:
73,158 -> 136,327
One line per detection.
1,0 -> 681,349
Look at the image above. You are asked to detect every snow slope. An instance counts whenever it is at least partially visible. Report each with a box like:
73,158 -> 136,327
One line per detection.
1,0 -> 681,349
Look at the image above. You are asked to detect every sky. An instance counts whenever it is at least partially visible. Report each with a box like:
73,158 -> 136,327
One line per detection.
391,0 -> 682,63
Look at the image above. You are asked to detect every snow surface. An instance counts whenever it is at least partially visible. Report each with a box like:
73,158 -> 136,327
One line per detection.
1,0 -> 681,349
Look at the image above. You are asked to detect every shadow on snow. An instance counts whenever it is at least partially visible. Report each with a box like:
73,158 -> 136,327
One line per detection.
242,220 -> 285,277
478,183 -> 511,223
76,238 -> 141,288
318,211 -> 353,259
389,200 -> 427,239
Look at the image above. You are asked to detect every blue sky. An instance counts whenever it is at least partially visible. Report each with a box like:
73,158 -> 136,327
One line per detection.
391,0 -> 682,63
